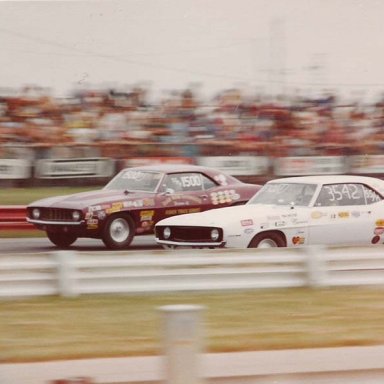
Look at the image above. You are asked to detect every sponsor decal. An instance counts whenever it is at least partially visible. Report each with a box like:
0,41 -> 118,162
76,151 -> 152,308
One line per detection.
338,212 -> 350,219
165,207 -> 201,216
244,228 -> 254,235
241,219 -> 254,226
136,221 -> 155,233
106,202 -> 124,214
211,190 -> 240,205
275,221 -> 286,227
374,227 -> 384,236
376,219 -> 384,227
87,206 -> 107,220
143,198 -> 155,207
97,211 -> 107,220
89,205 -> 102,212
372,235 -> 381,244
124,200 -> 144,208
123,199 -> 155,209
162,195 -> 202,207
87,218 -> 99,229
282,213 -> 297,219
174,201 -> 190,206
141,221 -> 154,229
311,211 -> 326,219
292,236 -> 305,245
140,210 -> 155,221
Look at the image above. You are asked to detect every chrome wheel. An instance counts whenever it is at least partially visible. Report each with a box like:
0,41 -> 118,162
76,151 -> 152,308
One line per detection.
110,218 -> 130,243
248,232 -> 285,248
257,238 -> 278,248
102,214 -> 135,249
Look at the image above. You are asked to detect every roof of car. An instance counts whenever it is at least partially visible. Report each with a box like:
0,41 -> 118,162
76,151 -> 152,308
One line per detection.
269,174 -> 384,185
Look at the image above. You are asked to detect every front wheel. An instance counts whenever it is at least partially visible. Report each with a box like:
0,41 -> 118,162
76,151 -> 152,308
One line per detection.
102,214 -> 135,250
47,232 -> 77,249
248,232 -> 286,248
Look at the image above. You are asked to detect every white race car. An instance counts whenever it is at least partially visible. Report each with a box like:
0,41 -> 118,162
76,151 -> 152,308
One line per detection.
155,175 -> 384,248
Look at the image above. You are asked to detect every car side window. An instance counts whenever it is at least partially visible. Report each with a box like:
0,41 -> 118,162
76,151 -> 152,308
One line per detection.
202,174 -> 217,190
163,173 -> 203,192
315,183 -> 366,206
362,185 -> 383,204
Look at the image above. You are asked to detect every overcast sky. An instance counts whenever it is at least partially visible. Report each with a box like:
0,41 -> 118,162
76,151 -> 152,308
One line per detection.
1,0 -> 384,101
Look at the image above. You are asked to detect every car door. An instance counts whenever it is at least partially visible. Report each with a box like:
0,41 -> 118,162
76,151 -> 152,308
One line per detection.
154,172 -> 216,223
308,183 -> 377,245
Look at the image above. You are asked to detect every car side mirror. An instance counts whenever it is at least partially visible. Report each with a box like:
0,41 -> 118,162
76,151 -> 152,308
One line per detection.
164,188 -> 175,195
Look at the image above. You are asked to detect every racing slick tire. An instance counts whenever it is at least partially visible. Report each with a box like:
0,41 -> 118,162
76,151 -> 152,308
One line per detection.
102,214 -> 135,250
248,231 -> 286,248
47,231 -> 78,249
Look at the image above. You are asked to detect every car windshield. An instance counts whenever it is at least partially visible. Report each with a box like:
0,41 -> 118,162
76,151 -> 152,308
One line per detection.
248,182 -> 317,206
104,170 -> 163,192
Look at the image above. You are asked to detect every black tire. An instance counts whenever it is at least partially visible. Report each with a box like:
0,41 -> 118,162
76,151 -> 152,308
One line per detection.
47,232 -> 77,249
248,231 -> 286,248
102,214 -> 135,250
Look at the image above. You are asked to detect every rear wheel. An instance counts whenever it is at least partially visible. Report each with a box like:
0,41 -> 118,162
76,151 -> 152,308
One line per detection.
102,214 -> 135,249
248,232 -> 285,248
47,232 -> 77,249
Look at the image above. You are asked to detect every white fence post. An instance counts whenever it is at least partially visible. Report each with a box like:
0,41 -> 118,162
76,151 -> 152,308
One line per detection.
159,305 -> 205,384
305,245 -> 328,288
55,251 -> 78,297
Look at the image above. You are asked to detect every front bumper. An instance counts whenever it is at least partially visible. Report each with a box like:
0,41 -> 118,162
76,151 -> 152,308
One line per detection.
156,238 -> 226,248
26,218 -> 93,237
27,218 -> 85,226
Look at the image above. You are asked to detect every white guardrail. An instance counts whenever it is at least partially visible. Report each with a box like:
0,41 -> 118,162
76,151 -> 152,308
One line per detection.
1,245 -> 384,298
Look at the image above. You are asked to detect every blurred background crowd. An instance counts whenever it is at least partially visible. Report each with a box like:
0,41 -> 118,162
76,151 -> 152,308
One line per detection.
1,84 -> 384,160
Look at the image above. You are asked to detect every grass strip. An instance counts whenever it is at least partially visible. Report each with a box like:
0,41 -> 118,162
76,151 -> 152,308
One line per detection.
1,287 -> 384,363
0,187 -> 96,206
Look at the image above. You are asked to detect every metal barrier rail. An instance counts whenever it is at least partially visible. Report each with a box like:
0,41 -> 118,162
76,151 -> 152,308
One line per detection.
1,246 -> 384,298
0,205 -> 34,230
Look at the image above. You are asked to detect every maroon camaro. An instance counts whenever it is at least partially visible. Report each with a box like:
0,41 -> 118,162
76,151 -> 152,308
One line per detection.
26,164 -> 261,249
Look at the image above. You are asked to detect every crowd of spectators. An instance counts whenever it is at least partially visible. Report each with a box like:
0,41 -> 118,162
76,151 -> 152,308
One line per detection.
1,84 -> 384,159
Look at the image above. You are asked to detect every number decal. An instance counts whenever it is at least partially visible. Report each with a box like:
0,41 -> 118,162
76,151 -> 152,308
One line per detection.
342,184 -> 352,200
350,184 -> 360,200
324,186 -> 335,201
181,175 -> 202,188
